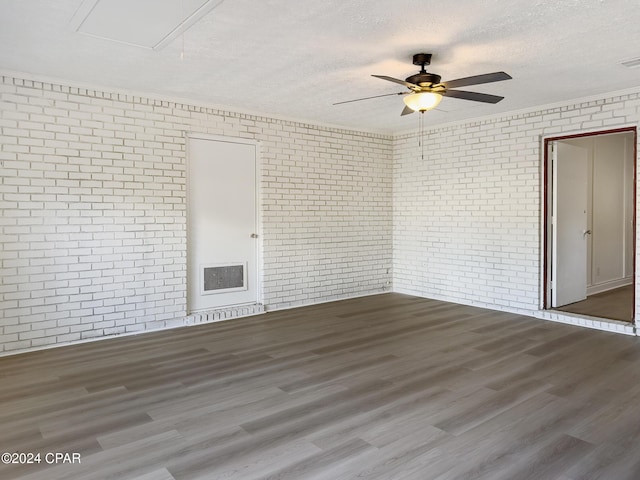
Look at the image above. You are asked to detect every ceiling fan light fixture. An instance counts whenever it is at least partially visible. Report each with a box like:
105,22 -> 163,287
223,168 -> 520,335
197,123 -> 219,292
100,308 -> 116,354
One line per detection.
336,54 -> 511,114
403,91 -> 442,112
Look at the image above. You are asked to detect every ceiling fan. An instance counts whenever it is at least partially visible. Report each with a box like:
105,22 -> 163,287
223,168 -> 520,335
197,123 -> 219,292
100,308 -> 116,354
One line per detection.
335,53 -> 512,115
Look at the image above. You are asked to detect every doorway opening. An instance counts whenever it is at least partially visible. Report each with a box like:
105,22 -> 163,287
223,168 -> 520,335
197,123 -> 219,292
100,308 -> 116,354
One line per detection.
543,127 -> 636,323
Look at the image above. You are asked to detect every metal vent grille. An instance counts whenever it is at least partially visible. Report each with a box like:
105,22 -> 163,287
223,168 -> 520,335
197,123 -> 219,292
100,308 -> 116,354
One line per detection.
202,264 -> 246,294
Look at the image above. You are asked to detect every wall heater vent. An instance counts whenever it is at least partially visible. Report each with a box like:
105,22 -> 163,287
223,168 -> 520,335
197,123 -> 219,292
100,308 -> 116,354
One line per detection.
201,263 -> 247,295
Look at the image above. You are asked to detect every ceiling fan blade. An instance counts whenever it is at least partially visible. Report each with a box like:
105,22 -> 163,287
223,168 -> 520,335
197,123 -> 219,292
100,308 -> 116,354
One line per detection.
401,105 -> 414,116
333,91 -> 406,105
441,71 -> 511,89
372,75 -> 418,89
442,89 -> 505,104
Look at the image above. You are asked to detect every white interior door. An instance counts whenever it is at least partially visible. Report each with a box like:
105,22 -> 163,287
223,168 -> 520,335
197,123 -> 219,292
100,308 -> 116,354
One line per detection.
551,141 -> 589,307
188,136 -> 258,312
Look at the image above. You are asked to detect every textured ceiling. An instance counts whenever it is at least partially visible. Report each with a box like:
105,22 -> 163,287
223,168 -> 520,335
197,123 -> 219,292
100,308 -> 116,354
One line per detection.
1,0 -> 640,134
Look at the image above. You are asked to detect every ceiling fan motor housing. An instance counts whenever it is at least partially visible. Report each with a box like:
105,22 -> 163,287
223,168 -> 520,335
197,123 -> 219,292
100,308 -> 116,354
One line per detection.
405,72 -> 442,88
408,53 -> 440,87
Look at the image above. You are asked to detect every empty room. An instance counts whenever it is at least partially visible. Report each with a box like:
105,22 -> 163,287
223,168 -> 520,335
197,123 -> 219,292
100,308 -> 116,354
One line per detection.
2,1 -> 640,479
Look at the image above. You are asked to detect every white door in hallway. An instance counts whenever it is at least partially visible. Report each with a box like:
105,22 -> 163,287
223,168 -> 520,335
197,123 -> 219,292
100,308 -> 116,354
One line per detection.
187,135 -> 258,312
551,141 -> 589,307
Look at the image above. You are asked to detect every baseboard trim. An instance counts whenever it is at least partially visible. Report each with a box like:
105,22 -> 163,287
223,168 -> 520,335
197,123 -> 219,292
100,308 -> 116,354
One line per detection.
587,277 -> 632,296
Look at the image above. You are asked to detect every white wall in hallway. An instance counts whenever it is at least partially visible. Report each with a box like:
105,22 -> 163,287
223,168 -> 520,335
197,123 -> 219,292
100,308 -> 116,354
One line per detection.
563,132 -> 634,294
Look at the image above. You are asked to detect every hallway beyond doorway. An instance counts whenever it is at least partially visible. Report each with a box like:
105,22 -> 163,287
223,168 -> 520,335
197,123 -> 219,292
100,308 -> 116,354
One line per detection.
553,284 -> 633,322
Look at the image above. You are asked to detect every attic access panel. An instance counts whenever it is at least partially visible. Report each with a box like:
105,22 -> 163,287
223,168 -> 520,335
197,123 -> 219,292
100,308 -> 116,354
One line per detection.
70,0 -> 224,50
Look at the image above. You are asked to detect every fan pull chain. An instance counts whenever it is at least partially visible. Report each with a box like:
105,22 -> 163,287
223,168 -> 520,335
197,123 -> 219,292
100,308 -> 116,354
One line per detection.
419,111 -> 424,160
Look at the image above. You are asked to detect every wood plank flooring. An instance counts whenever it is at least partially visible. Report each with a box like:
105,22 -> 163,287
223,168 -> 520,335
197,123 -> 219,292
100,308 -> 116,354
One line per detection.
1,293 -> 640,479
554,284 -> 633,322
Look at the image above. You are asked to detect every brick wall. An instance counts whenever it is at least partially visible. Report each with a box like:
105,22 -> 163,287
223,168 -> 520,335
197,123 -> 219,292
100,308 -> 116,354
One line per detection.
0,75 -> 393,354
393,92 -> 640,328
3,72 -> 638,354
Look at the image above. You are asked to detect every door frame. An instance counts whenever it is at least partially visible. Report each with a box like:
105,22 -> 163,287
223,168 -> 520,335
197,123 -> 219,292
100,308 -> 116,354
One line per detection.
541,126 -> 637,321
185,132 -> 262,313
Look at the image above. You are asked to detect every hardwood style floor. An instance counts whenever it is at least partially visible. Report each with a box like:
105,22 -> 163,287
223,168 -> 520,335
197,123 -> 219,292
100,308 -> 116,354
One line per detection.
2,293 -> 640,480
555,284 -> 633,322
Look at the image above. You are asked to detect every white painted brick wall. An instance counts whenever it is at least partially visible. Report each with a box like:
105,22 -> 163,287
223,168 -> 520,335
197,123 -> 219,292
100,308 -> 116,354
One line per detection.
5,72 -> 635,354
0,75 -> 393,354
393,92 -> 640,326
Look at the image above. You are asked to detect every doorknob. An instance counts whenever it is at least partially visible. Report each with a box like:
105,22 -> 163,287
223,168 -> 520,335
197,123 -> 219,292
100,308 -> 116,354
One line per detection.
251,233 -> 259,238
583,229 -> 592,237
